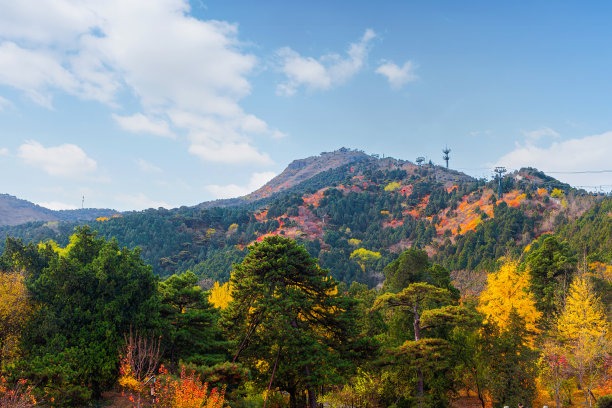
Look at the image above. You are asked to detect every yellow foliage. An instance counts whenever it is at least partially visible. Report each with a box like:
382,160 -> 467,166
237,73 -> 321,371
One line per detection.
96,216 -> 110,222
478,260 -> 541,338
228,223 -> 239,233
209,281 -> 232,309
384,181 -> 401,191
348,238 -> 362,246
0,271 -> 34,367
380,210 -> 390,215
551,188 -> 565,199
206,228 -> 217,238
556,275 -> 608,342
350,248 -> 381,271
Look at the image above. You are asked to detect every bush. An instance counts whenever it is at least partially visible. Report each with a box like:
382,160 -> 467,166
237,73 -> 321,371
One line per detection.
596,395 -> 612,408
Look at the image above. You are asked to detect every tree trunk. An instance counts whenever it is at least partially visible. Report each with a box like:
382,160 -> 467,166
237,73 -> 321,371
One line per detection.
305,365 -> 316,408
263,349 -> 281,408
289,388 -> 297,408
412,303 -> 424,408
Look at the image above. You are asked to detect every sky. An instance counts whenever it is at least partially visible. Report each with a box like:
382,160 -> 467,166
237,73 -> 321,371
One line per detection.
0,0 -> 611,211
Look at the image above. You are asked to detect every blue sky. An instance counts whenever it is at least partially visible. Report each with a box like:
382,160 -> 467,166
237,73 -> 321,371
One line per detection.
0,0 -> 611,211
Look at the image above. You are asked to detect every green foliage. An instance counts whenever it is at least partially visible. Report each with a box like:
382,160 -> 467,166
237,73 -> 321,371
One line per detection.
221,236 -> 360,406
14,227 -> 160,405
435,202 -> 538,271
480,311 -> 538,408
158,271 -> 228,367
557,197 -> 612,262
523,235 -> 576,317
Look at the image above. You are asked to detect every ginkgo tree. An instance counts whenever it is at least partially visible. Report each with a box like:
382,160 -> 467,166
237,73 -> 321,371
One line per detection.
478,260 -> 541,341
556,274 -> 610,407
0,270 -> 33,368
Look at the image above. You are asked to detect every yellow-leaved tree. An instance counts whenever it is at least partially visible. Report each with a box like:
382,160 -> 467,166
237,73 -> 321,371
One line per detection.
556,275 -> 610,407
0,270 -> 34,367
478,260 -> 541,340
209,281 -> 232,309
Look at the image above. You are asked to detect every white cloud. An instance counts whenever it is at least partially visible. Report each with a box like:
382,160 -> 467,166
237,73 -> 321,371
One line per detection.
113,113 -> 175,138
37,201 -> 78,210
206,171 -> 276,199
271,129 -> 288,139
189,141 -> 272,165
18,140 -> 97,177
0,0 -> 280,166
522,126 -> 560,142
136,158 -> 162,173
115,193 -> 171,211
375,60 -> 417,89
0,96 -> 11,110
495,131 -> 612,189
0,42 -> 81,107
0,147 -> 8,155
277,29 -> 376,95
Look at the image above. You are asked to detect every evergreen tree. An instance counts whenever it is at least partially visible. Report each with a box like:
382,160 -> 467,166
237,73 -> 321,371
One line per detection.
221,236 -> 358,408
158,271 -> 228,367
17,227 -> 160,405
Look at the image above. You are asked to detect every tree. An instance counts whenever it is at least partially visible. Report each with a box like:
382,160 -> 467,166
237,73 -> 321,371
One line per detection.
524,235 -> 576,318
0,270 -> 33,368
478,260 -> 541,343
221,236 -> 358,408
556,275 -> 610,407
209,281 -> 232,310
480,311 -> 538,408
17,227 -> 160,405
158,271 -> 228,367
373,282 -> 473,408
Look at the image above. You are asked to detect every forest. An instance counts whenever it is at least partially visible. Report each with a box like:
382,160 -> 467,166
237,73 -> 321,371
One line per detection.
0,160 -> 611,407
0,221 -> 610,407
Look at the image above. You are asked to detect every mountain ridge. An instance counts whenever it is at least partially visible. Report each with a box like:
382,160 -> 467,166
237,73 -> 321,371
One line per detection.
0,193 -> 118,227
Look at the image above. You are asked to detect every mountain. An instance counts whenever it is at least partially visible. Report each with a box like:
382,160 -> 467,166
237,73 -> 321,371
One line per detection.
0,149 -> 607,287
0,194 -> 118,226
196,148 -> 374,209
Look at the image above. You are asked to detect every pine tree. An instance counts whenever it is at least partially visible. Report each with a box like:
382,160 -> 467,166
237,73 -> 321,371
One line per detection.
221,236 -> 358,408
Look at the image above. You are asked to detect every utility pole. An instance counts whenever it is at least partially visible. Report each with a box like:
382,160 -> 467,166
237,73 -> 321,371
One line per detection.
494,167 -> 506,200
442,146 -> 451,169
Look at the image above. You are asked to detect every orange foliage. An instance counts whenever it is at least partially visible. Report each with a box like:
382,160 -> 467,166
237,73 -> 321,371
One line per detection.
97,216 -> 110,222
537,188 -> 548,197
446,185 -> 458,193
254,210 -> 268,222
154,365 -> 225,408
0,377 -> 36,407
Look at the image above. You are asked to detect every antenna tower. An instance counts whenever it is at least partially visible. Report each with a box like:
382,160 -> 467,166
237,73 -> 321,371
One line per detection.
442,146 -> 451,169
82,195 -> 85,209
494,167 -> 507,200
416,156 -> 425,166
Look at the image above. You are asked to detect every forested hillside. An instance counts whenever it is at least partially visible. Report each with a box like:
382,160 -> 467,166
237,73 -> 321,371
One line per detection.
0,150 -> 606,287
0,150 -> 611,408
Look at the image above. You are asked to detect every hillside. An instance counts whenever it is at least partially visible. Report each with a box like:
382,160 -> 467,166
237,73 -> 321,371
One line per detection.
0,150 -> 606,287
0,194 -> 118,226
196,148 -> 374,208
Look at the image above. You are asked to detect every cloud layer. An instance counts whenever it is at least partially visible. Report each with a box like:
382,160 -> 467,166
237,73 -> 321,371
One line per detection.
495,131 -> 612,189
206,171 -> 276,199
375,60 -> 418,89
0,0 -> 277,165
18,140 -> 97,178
277,29 -> 376,96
